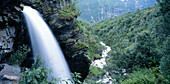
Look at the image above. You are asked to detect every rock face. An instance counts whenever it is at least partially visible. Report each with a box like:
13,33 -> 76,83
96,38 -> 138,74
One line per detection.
0,0 -> 90,81
0,0 -> 31,63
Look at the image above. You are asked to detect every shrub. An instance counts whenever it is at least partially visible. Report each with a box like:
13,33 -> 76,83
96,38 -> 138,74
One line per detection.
85,65 -> 104,81
121,69 -> 156,84
75,40 -> 89,50
121,68 -> 169,84
58,6 -> 77,19
8,45 -> 31,66
69,72 -> 82,84
160,55 -> 170,80
160,38 -> 170,80
19,56 -> 57,84
20,56 -> 83,84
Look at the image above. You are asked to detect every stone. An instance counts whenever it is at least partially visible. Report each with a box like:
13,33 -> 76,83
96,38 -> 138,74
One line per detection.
0,16 -> 2,22
14,6 -> 22,12
21,0 -> 32,6
0,28 -> 14,55
3,16 -> 8,22
0,64 -> 21,81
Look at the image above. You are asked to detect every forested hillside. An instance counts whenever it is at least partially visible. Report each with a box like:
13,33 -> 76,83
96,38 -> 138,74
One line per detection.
83,0 -> 169,83
79,0 -> 157,23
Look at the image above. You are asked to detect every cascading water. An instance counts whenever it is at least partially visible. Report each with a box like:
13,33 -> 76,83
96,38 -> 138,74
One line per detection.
92,41 -> 113,84
23,6 -> 72,83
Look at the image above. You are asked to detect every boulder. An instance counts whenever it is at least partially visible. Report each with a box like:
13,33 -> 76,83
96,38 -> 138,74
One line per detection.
0,64 -> 20,84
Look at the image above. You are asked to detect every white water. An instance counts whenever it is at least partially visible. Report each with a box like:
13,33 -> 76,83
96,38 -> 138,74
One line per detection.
92,41 -> 113,84
92,41 -> 111,69
23,6 -> 72,83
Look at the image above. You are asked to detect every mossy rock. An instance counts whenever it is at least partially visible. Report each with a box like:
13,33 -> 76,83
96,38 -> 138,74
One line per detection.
70,40 -> 89,52
75,40 -> 89,50
47,6 -> 52,11
63,39 -> 76,43
73,26 -> 79,32
58,5 -> 76,20
35,0 -> 40,3
94,54 -> 102,59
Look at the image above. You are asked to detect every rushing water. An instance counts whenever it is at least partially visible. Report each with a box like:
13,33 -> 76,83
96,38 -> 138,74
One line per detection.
92,41 -> 111,69
92,41 -> 113,84
23,6 -> 72,83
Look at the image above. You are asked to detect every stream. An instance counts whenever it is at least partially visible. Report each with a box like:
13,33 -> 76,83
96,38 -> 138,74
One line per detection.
92,41 -> 113,84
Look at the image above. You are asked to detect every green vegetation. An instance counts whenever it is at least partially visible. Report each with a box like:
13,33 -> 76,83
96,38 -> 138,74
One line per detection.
19,56 -> 56,84
19,56 -> 83,84
58,5 -> 77,19
85,65 -> 104,81
70,72 -> 82,84
75,40 -> 89,50
58,0 -> 81,19
75,19 -> 107,82
77,19 -> 105,61
8,45 -> 31,66
120,68 -> 169,84
92,5 -> 165,73
35,0 -> 40,3
84,1 -> 169,83
160,37 -> 170,80
78,0 -> 157,23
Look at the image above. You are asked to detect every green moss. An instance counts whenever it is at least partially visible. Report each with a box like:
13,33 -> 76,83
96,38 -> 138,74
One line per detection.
67,39 -> 76,43
94,54 -> 102,59
20,4 -> 24,7
36,0 -> 40,3
58,6 -> 76,19
47,6 -> 52,11
73,26 -> 79,32
53,8 -> 58,11
63,39 -> 76,43
40,2 -> 43,5
75,40 -> 89,50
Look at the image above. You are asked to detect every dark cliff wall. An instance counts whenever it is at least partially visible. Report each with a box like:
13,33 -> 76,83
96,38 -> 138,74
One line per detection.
0,0 -> 90,81
0,0 -> 31,63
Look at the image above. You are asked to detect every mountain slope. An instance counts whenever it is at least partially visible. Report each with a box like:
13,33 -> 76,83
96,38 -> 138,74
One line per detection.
79,0 -> 157,23
86,4 -> 169,83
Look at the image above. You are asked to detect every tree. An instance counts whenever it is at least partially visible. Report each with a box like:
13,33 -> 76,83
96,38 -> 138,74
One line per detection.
156,0 -> 170,12
134,32 -> 161,68
160,37 -> 170,79
156,0 -> 170,34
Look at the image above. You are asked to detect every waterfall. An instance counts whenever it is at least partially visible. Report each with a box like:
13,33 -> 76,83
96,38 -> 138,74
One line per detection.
23,6 -> 72,83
